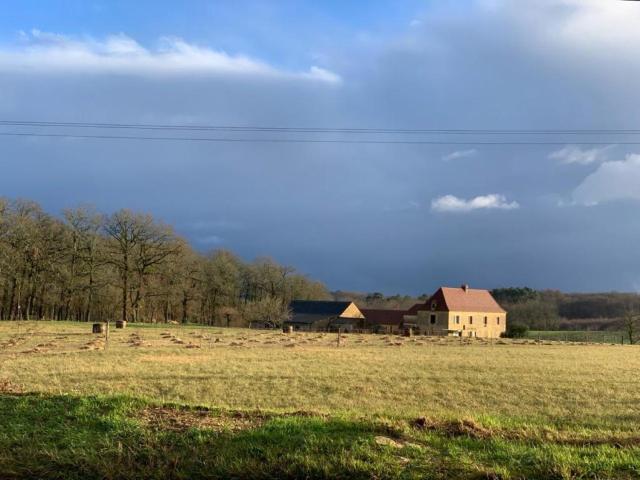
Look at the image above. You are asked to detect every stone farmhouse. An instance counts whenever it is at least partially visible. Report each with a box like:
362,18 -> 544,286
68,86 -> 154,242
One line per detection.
403,285 -> 506,338
286,285 -> 506,338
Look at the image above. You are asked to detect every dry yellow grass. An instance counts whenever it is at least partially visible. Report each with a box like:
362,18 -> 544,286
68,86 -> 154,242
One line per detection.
1,321 -> 639,432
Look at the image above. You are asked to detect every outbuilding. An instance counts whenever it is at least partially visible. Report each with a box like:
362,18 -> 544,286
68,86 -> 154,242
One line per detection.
360,308 -> 406,334
284,300 -> 365,332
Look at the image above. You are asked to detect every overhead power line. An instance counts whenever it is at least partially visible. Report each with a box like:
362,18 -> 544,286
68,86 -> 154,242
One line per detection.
2,131 -> 640,146
1,119 -> 640,135
2,119 -> 639,146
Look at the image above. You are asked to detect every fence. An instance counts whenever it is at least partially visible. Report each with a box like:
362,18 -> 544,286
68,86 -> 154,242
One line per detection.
526,330 -> 627,344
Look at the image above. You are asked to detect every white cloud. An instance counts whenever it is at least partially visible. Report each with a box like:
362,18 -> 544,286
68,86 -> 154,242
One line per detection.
442,149 -> 477,162
551,0 -> 640,54
549,145 -> 613,165
0,30 -> 342,83
431,194 -> 519,213
572,154 -> 640,205
499,0 -> 640,62
303,66 -> 342,84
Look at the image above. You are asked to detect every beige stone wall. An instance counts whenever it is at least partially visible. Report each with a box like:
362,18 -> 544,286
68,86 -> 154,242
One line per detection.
413,310 -> 451,335
342,303 -> 365,319
404,310 -> 507,338
447,311 -> 506,338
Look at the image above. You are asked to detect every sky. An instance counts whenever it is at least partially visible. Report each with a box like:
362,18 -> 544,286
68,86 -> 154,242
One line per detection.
1,0 -> 640,295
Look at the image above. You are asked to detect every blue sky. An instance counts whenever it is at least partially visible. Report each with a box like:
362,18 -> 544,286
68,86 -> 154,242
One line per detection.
0,1 -> 426,64
1,0 -> 640,294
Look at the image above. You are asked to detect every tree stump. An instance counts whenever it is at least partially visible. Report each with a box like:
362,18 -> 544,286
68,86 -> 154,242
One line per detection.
115,320 -> 127,329
92,323 -> 105,334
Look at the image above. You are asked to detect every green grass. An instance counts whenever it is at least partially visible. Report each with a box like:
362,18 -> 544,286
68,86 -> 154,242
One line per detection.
1,393 -> 639,479
0,393 -> 410,479
1,321 -> 640,478
526,330 -> 626,344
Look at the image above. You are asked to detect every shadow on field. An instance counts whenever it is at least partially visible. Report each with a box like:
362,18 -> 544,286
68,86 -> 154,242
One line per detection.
0,393 -> 412,480
1,393 -> 639,480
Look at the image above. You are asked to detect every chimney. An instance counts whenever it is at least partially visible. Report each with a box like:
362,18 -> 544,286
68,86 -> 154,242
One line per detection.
462,284 -> 469,292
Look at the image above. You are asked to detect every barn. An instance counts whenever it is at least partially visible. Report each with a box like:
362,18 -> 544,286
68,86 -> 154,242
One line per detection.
360,308 -> 406,334
284,300 -> 365,332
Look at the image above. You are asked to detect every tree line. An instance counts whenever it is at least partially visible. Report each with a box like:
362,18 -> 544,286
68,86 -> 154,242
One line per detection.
491,287 -> 640,332
0,198 -> 330,325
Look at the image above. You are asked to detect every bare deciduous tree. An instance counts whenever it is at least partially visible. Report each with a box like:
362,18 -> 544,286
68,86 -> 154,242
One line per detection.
0,197 -> 331,326
103,210 -> 179,322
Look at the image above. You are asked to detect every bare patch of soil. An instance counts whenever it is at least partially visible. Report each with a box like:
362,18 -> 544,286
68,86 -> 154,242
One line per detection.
412,417 -> 494,440
411,417 -> 640,448
139,406 -> 264,432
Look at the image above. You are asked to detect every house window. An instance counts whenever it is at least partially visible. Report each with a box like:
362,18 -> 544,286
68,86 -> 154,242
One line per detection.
455,315 -> 460,324
497,317 -> 500,325
469,316 -> 473,324
484,316 -> 488,326
430,314 -> 436,324
431,302 -> 437,311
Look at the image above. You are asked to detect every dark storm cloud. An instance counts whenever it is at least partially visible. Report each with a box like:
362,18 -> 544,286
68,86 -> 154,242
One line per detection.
2,0 -> 640,293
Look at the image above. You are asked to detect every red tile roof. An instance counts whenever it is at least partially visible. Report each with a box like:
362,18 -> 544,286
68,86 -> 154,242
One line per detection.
361,308 -> 406,326
429,286 -> 505,313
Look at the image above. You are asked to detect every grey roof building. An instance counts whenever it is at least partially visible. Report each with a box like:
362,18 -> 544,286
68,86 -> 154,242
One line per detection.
285,300 -> 365,331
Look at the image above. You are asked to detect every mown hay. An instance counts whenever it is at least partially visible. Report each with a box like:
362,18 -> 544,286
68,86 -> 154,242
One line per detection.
20,347 -> 43,354
0,379 -> 22,394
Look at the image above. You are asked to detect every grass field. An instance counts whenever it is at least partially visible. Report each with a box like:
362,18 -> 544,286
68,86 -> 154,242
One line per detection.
526,330 -> 627,344
1,321 -> 639,479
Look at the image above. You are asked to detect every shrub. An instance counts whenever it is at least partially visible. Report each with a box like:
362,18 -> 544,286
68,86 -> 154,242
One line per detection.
502,322 -> 529,338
